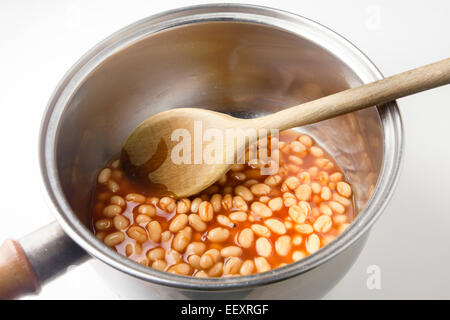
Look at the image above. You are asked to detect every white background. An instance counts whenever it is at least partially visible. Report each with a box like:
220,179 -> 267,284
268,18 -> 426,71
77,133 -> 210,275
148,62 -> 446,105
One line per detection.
0,0 -> 449,299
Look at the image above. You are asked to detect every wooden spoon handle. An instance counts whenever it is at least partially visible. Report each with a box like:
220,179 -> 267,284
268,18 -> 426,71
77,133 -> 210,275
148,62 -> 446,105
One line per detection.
256,57 -> 450,130
0,239 -> 40,299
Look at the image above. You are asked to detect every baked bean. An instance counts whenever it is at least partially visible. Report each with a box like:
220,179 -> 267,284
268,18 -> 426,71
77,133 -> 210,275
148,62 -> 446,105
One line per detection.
240,259 -> 255,276
231,164 -> 245,171
199,201 -> 214,222
295,184 -> 312,201
103,204 -> 122,217
146,197 -> 159,206
223,257 -> 243,275
299,135 -> 313,147
264,219 -> 286,235
333,214 -> 348,224
125,243 -> 142,257
311,182 -> 321,194
231,172 -> 247,181
147,220 -> 162,242
222,194 -> 233,210
288,155 -> 303,166
147,247 -> 165,261
126,193 -> 146,203
313,215 -> 332,233
176,198 -> 191,214
127,226 -> 147,243
295,223 -> 314,234
329,172 -> 343,182
292,235 -> 303,246
216,215 -> 234,228
299,172 -> 311,183
107,180 -> 119,192
172,230 -> 191,252
244,179 -> 259,187
319,204 -> 333,216
194,270 -> 208,278
235,185 -> 254,202
318,171 -> 329,185
95,218 -> 112,230
305,234 -> 320,254
251,224 -> 271,237
229,211 -> 247,222
169,263 -> 191,275
113,215 -> 129,230
96,231 -> 106,241
207,227 -> 230,242
290,141 -> 307,157
256,237 -> 272,257
268,197 -> 283,211
110,159 -> 120,169
135,214 -> 151,225
284,220 -> 293,230
238,228 -> 254,248
284,176 -> 300,190
210,194 -> 222,212
251,202 -> 272,218
166,249 -> 182,265
110,195 -> 126,207
190,197 -> 202,212
333,193 -> 352,207
250,183 -> 271,196
329,201 -> 345,214
169,214 -> 188,233
186,242 -> 206,256
233,196 -> 248,211
310,146 -> 324,157
292,251 -> 306,261
221,246 -> 243,258
264,175 -> 282,186
187,255 -> 201,269
199,254 -> 214,269
254,257 -> 271,273
316,158 -> 334,170
275,235 -> 291,256
188,214 -> 208,232
288,205 -> 307,224
320,186 -> 332,201
201,249 -> 220,266
159,197 -> 176,212
161,230 -> 172,242
208,262 -> 224,277
259,196 -> 270,203
152,260 -> 167,271
104,232 -> 124,247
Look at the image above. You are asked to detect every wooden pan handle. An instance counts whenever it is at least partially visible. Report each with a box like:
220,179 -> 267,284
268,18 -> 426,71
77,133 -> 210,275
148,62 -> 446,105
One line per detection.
0,239 -> 40,299
0,222 -> 88,299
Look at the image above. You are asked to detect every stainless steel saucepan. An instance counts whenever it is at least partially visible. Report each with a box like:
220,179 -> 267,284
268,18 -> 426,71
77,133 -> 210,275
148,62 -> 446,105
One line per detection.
0,4 -> 403,299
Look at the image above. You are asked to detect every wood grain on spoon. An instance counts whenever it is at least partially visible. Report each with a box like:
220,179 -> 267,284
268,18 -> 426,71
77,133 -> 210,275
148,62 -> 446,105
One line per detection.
122,58 -> 450,198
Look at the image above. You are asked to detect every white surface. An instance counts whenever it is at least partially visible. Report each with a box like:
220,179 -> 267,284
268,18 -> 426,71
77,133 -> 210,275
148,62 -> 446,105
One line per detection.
0,0 -> 449,299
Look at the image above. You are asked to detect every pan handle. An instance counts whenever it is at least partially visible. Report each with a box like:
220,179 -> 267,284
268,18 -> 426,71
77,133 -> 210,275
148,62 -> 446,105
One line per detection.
0,221 -> 88,299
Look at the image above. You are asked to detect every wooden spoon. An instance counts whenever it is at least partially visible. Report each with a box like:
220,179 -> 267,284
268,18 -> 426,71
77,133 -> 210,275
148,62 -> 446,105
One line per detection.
122,58 -> 450,198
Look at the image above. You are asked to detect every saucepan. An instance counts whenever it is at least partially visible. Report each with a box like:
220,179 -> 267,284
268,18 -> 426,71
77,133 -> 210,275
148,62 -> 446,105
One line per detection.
0,4 -> 403,299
